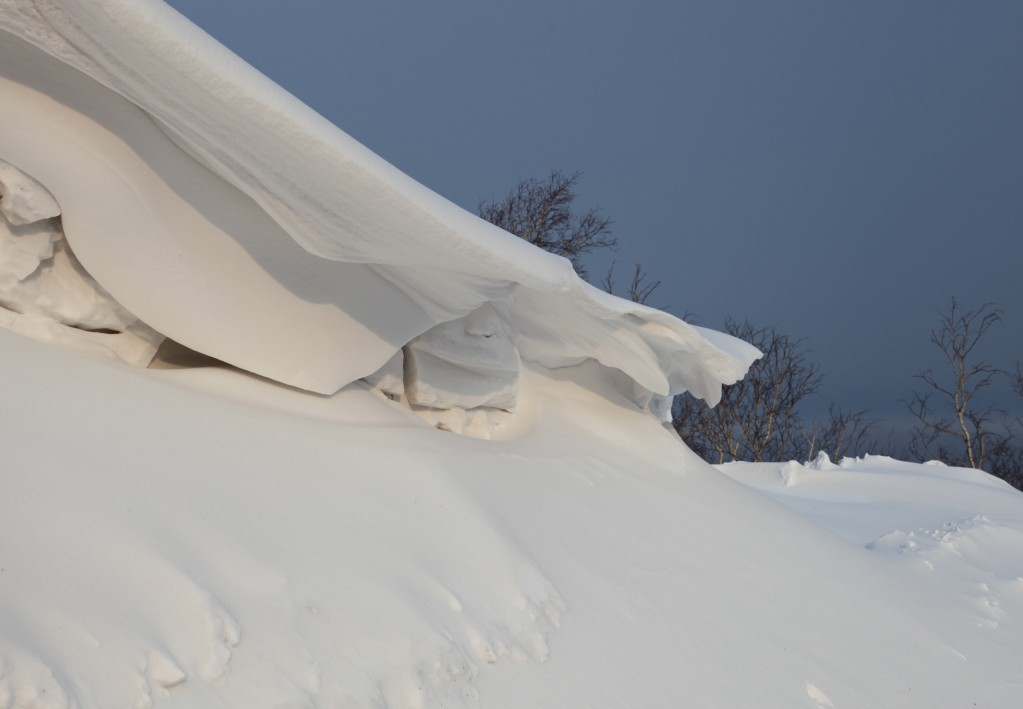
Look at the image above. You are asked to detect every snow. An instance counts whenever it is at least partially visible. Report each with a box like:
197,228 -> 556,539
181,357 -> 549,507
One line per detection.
1,1 -> 1022,707
0,159 -> 59,226
0,160 -> 162,366
404,305 -> 520,412
0,0 -> 758,405
2,332 -> 1022,707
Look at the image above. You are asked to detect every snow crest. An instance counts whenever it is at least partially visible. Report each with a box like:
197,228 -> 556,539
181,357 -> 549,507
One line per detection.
0,0 -> 758,409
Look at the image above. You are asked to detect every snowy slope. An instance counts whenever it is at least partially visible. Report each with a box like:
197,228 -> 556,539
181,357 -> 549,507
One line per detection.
2,331 -> 1022,707
1,1 -> 1022,707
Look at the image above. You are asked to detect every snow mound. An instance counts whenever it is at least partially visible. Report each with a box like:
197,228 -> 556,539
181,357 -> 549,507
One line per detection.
2,330 -> 1022,707
0,329 -> 569,708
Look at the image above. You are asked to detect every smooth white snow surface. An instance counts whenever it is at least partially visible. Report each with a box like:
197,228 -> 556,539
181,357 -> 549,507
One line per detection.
2,331 -> 1022,707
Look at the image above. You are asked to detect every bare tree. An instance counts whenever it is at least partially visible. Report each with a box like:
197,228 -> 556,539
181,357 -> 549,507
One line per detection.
673,319 -> 824,463
991,363 -> 1023,487
801,405 -> 878,462
905,299 -> 1004,470
1012,362 -> 1023,423
671,392 -> 717,462
478,171 -> 615,278
990,444 -> 1023,489
601,261 -> 662,305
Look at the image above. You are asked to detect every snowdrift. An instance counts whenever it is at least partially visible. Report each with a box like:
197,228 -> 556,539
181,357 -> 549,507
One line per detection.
2,331 -> 1022,707
0,0 -> 757,408
2,1 -> 1022,708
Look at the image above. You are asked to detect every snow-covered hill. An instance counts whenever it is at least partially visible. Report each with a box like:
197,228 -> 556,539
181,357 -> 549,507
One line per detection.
3,330 -> 1022,707
1,2 -> 1021,707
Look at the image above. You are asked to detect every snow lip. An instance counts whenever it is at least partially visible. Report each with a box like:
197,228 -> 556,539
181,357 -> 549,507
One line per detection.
0,0 -> 758,405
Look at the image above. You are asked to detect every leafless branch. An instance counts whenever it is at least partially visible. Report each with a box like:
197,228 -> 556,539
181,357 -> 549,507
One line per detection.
673,319 -> 825,462
601,261 -> 663,305
905,298 -> 1005,469
478,170 -> 615,278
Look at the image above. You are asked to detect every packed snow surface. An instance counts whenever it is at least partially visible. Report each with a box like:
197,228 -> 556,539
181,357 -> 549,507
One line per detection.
2,1 -> 1022,708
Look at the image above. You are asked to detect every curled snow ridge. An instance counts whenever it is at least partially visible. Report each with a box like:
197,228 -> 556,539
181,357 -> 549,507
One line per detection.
0,0 -> 758,405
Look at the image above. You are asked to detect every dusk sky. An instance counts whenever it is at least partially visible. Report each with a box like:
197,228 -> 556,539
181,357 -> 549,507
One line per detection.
164,0 -> 1022,430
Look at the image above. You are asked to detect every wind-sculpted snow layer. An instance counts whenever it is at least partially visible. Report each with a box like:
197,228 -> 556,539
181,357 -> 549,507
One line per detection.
0,0 -> 758,405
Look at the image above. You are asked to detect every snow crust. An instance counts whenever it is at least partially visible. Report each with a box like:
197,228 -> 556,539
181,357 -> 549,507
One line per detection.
0,0 -> 758,406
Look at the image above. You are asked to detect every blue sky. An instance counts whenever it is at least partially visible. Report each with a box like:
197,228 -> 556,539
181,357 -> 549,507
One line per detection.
164,0 -> 1022,429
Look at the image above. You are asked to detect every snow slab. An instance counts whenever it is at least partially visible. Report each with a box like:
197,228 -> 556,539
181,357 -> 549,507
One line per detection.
2,329 -> 1023,707
0,0 -> 758,403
